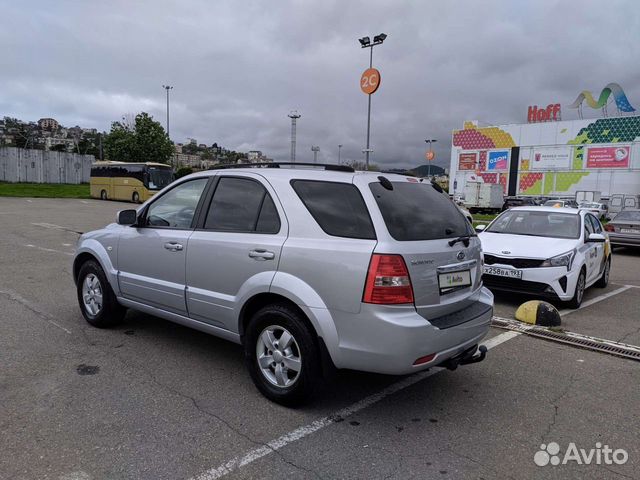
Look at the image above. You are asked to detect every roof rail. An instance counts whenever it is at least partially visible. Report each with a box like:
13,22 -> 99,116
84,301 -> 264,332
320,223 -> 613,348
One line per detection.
209,162 -> 355,172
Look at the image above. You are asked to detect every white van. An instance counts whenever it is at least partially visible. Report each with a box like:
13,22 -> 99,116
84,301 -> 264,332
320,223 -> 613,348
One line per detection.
608,194 -> 640,219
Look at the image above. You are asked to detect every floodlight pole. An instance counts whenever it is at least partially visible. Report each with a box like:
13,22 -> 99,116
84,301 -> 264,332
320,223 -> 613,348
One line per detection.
311,145 -> 320,163
162,85 -> 173,139
288,111 -> 301,162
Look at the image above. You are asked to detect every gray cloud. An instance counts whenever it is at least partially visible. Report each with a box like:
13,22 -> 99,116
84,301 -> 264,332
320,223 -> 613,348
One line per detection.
1,0 -> 639,168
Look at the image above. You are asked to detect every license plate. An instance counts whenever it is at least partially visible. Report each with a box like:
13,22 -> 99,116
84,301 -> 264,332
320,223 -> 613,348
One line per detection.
438,270 -> 472,293
620,228 -> 640,234
483,265 -> 523,279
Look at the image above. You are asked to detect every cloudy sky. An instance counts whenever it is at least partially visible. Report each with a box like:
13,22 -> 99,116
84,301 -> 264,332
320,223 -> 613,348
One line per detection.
2,0 -> 639,168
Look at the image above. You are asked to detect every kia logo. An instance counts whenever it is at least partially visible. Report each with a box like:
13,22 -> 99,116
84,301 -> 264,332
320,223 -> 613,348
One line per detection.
457,251 -> 465,260
502,250 -> 511,254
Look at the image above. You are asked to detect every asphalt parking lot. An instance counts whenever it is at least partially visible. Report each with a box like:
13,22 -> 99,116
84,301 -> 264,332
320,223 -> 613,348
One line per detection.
1,197 -> 639,480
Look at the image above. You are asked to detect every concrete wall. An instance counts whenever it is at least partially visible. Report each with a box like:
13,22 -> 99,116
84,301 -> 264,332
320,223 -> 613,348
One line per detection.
0,147 -> 94,184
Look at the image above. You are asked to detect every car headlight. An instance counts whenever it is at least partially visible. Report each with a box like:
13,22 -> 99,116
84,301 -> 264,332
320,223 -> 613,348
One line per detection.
540,249 -> 576,270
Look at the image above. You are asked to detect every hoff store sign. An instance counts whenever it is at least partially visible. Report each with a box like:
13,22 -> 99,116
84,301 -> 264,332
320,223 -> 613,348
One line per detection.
528,104 -> 561,123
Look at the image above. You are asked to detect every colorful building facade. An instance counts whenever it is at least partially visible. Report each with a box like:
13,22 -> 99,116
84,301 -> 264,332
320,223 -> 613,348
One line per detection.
449,115 -> 640,198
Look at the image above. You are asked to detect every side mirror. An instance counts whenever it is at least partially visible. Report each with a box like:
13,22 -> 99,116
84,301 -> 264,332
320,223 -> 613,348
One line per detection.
475,224 -> 486,232
587,233 -> 605,243
117,209 -> 138,226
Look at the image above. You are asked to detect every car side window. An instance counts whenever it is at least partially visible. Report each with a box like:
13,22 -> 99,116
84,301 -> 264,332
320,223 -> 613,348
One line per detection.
583,214 -> 595,239
292,180 -> 376,239
588,214 -> 602,234
204,177 -> 281,233
145,178 -> 208,229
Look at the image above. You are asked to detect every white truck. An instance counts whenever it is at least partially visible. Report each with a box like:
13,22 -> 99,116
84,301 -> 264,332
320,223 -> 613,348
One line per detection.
575,190 -> 602,204
464,181 -> 503,214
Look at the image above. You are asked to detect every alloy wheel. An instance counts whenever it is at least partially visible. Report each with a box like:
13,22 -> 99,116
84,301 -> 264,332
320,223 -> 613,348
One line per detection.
82,273 -> 103,316
576,273 -> 585,304
256,325 -> 302,388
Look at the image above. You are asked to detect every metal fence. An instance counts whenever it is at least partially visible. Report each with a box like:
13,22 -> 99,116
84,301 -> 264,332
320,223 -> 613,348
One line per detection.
0,147 -> 94,184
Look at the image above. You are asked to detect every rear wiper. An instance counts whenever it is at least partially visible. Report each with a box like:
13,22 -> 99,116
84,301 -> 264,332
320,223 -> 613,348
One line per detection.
448,235 -> 473,247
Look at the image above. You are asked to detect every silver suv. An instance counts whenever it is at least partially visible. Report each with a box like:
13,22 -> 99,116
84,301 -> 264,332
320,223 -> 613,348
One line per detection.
73,164 -> 493,405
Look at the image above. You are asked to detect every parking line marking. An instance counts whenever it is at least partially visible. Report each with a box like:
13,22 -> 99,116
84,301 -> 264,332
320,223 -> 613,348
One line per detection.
558,285 -> 632,316
31,222 -> 83,235
0,288 -> 72,334
188,330 -> 520,480
24,244 -> 74,256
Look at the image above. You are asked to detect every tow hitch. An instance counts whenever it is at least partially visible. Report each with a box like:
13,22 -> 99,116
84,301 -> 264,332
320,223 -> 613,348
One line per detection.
439,344 -> 487,371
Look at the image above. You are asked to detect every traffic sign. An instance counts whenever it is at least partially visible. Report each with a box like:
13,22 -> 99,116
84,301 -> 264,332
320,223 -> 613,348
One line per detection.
360,68 -> 381,95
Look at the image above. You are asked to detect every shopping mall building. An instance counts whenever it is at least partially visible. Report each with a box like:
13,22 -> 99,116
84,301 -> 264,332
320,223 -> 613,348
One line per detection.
448,90 -> 640,199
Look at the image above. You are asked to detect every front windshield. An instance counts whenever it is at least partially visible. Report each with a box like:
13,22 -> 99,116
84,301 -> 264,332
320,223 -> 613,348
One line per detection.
486,210 -> 580,239
146,167 -> 174,190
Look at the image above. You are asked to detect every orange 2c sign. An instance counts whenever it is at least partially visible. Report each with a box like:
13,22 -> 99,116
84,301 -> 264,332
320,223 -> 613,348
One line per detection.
360,68 -> 381,95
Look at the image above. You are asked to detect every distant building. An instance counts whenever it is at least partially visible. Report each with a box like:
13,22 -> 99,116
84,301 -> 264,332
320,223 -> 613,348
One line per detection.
174,143 -> 183,154
247,150 -> 272,163
44,137 -> 76,151
38,118 -> 59,130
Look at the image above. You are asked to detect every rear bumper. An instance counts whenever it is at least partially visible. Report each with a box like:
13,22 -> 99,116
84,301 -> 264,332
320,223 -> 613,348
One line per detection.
608,233 -> 640,247
327,287 -> 493,375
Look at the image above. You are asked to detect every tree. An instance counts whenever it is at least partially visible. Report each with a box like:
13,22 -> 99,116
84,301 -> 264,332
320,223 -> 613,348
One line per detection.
49,143 -> 67,152
3,117 -> 40,149
76,132 -> 103,157
175,166 -> 193,178
103,112 -> 173,163
348,161 -> 379,171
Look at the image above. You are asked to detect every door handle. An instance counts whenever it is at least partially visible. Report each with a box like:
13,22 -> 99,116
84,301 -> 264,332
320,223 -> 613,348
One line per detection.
164,242 -> 184,252
249,249 -> 275,260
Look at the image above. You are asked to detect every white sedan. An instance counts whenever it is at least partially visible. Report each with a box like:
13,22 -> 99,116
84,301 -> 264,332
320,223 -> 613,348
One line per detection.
477,206 -> 611,308
579,202 -> 607,220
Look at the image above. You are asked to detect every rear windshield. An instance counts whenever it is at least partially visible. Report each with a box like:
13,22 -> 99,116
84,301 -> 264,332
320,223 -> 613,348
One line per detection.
369,182 -> 473,241
291,180 -> 376,239
614,210 -> 640,222
486,210 -> 580,239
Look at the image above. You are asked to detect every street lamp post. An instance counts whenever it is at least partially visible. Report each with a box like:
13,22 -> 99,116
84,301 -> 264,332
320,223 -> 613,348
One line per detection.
358,33 -> 387,170
425,139 -> 437,178
338,144 -> 343,164
162,85 -> 173,139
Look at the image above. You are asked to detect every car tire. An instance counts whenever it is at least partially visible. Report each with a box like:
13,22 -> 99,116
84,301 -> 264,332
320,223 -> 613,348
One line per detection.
77,260 -> 126,328
132,191 -> 140,203
100,190 -> 107,200
244,303 -> 321,406
595,256 -> 611,288
566,268 -> 586,309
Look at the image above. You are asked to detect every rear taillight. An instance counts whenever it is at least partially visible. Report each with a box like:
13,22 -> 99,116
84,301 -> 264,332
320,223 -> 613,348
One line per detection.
604,224 -> 615,232
363,254 -> 414,304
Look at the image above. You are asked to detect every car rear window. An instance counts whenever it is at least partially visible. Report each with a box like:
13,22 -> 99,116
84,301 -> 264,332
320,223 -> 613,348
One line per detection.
291,180 -> 376,239
369,182 -> 473,241
614,210 -> 640,222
